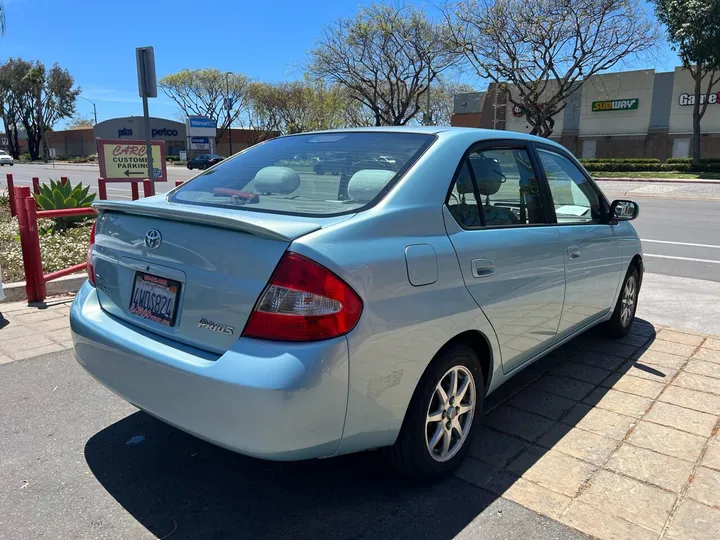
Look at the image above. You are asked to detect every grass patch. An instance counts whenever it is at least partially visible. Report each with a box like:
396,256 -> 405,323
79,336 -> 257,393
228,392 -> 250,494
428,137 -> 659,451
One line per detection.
0,205 -> 92,284
592,171 -> 720,180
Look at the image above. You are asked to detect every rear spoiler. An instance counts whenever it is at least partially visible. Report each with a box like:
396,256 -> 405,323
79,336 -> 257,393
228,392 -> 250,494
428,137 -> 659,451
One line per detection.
92,199 -> 322,242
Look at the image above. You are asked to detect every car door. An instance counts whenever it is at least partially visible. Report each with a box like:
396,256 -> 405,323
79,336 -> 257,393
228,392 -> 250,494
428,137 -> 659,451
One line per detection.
444,141 -> 567,374
534,145 -> 624,336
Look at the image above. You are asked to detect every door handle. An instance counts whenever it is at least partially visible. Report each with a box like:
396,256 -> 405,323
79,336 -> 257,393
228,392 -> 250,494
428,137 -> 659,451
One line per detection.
568,245 -> 581,260
471,258 -> 495,278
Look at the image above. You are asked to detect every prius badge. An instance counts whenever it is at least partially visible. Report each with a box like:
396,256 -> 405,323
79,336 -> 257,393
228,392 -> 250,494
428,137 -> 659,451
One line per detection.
198,317 -> 235,335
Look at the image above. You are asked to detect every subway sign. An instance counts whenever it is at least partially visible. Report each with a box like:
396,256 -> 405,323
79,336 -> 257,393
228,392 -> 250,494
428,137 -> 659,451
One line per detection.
678,92 -> 720,106
591,98 -> 639,112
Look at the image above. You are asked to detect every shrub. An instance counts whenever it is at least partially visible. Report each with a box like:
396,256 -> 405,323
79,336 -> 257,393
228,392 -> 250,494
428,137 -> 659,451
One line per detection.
580,158 -> 661,164
0,189 -> 9,212
166,156 -> 180,162
583,162 -> 720,173
34,179 -> 96,232
19,152 -> 31,161
665,157 -> 720,165
0,212 -> 91,283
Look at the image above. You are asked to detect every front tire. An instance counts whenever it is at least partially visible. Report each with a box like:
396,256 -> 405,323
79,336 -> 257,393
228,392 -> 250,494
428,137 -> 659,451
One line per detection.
602,266 -> 640,338
384,344 -> 484,483
187,163 -> 193,170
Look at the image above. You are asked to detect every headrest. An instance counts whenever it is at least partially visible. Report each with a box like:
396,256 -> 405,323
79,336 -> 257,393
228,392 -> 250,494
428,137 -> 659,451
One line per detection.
347,169 -> 395,202
253,166 -> 300,194
469,157 -> 504,196
455,163 -> 474,194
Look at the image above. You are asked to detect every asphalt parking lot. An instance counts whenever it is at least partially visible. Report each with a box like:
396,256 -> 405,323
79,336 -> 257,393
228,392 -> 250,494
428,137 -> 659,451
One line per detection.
0,348 -> 587,540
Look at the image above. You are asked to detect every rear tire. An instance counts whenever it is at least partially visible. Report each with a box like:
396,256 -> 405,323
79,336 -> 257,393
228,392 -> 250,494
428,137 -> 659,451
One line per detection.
383,344 -> 484,483
602,266 -> 640,338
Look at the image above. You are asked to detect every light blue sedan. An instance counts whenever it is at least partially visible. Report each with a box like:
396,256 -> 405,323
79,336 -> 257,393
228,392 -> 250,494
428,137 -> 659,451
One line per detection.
71,127 -> 642,481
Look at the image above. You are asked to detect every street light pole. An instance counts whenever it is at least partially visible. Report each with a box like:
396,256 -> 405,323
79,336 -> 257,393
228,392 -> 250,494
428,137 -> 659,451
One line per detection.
226,72 -> 233,156
79,96 -> 98,125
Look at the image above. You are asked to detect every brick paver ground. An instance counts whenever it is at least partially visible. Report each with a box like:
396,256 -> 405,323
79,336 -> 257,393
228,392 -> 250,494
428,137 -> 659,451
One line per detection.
458,320 -> 720,540
2,297 -> 720,539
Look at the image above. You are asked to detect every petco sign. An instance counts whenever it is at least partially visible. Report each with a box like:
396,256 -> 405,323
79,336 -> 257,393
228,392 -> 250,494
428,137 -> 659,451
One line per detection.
679,92 -> 720,106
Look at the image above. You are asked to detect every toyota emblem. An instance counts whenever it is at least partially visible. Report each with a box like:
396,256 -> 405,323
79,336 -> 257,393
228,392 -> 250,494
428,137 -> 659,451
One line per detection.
144,229 -> 162,249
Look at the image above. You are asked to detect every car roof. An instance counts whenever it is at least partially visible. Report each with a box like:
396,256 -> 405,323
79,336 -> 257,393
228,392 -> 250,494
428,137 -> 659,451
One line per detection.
281,126 -> 569,152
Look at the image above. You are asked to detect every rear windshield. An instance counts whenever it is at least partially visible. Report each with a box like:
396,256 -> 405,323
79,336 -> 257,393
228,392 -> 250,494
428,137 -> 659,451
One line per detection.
170,132 -> 434,216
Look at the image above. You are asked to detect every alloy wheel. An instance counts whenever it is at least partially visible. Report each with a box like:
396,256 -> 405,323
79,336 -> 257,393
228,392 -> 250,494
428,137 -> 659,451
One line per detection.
425,365 -> 476,462
620,275 -> 637,327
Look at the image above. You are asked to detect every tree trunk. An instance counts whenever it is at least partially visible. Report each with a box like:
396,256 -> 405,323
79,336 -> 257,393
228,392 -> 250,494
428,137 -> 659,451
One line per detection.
692,63 -> 702,167
11,129 -> 20,158
28,136 -> 40,161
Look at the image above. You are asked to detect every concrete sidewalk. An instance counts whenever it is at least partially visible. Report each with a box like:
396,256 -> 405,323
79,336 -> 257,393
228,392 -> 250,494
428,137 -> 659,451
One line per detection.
2,297 -> 720,539
0,297 -> 73,363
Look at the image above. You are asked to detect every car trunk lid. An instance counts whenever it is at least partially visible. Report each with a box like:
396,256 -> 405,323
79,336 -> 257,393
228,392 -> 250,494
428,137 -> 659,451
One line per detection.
91,198 -> 352,353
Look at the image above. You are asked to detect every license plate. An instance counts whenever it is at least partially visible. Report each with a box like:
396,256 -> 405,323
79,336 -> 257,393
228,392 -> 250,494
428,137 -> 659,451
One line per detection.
129,272 -> 181,326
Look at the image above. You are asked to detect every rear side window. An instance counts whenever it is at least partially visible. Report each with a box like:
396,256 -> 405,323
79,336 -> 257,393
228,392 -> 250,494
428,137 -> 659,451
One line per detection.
171,132 -> 434,216
447,148 -> 545,228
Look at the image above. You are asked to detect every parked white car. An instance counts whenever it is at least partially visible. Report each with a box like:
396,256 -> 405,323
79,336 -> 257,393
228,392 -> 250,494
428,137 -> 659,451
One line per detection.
0,150 -> 13,166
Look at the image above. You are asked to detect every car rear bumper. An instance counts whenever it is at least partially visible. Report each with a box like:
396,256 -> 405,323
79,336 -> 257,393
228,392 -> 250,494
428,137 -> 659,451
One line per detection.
70,282 -> 350,460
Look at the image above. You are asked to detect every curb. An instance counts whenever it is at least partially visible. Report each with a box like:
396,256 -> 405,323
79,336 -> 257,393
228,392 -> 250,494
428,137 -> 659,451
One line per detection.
0,273 -> 85,303
594,176 -> 720,185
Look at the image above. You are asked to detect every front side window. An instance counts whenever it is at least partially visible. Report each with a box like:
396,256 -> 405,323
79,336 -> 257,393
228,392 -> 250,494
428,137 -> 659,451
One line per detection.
447,148 -> 545,228
537,149 -> 602,224
171,132 -> 434,216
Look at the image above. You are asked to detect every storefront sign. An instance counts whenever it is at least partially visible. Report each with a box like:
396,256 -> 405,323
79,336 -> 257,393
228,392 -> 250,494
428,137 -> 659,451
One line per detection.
591,99 -> 639,112
190,136 -> 210,150
678,92 -> 720,106
97,138 -> 167,183
186,116 -> 217,137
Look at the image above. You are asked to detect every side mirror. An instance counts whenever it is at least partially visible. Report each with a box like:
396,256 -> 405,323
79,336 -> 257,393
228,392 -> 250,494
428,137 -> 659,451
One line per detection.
610,199 -> 639,222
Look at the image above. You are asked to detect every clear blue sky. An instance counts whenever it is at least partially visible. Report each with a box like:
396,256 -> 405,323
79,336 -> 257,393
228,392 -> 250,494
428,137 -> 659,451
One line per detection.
0,0 -> 680,128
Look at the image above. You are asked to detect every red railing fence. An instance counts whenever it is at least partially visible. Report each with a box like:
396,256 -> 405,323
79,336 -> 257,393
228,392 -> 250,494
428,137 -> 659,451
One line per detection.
13,185 -> 96,303
8,174 -> 184,302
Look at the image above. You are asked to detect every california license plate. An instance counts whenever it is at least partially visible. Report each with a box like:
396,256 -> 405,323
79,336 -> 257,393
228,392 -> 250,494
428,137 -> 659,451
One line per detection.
129,272 -> 180,326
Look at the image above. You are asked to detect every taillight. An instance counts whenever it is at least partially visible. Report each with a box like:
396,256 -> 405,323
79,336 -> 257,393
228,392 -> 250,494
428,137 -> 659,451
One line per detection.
87,222 -> 96,286
243,252 -> 363,342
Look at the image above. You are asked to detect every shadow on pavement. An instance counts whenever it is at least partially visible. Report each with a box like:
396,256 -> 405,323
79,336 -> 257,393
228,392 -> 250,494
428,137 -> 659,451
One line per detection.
84,319 -> 660,539
85,412 -> 502,540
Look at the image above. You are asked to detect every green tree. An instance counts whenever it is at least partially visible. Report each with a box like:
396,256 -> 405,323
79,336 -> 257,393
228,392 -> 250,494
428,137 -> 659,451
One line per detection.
22,62 -> 80,160
308,4 -> 456,126
444,0 -> 657,137
247,77 -> 361,134
0,59 -> 79,160
159,69 -> 250,142
0,59 -> 31,158
652,0 -> 720,165
67,116 -> 94,129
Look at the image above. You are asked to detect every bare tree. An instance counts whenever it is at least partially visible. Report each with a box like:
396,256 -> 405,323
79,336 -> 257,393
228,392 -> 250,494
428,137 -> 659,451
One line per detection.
422,80 -> 476,126
159,69 -> 250,142
309,3 -> 456,126
444,0 -> 658,137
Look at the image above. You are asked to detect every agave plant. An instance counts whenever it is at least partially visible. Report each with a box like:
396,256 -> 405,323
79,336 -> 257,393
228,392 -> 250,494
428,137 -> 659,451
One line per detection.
34,179 -> 96,232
